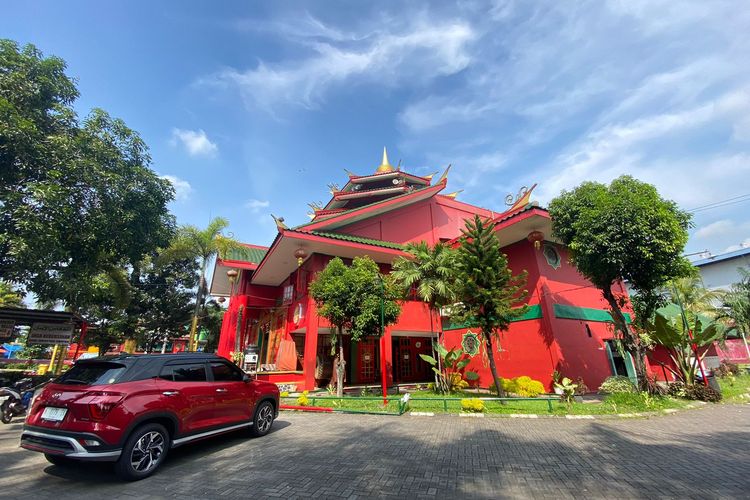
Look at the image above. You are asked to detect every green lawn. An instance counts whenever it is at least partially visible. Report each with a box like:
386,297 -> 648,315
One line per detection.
281,390 -> 690,416
718,373 -> 750,402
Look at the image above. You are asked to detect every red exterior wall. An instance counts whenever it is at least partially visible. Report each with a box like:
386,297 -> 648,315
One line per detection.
340,196 -> 493,246
440,241 -> 635,392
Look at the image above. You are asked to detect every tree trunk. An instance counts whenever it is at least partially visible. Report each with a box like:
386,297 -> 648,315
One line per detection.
336,328 -> 345,397
188,261 -> 207,351
484,330 -> 505,397
602,287 -> 651,392
429,306 -> 442,392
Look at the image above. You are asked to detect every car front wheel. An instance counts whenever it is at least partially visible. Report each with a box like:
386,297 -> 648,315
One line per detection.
115,423 -> 169,481
250,401 -> 275,437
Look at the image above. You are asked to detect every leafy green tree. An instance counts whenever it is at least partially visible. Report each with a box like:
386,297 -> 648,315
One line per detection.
452,215 -> 528,397
309,256 -> 401,396
133,257 -> 198,352
78,270 -> 132,355
648,303 -> 727,384
0,40 -> 175,309
548,176 -> 691,391
200,299 -> 226,353
0,281 -> 24,307
159,217 -> 241,351
391,241 -> 458,389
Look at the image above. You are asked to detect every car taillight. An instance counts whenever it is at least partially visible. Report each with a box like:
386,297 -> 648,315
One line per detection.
84,392 -> 125,420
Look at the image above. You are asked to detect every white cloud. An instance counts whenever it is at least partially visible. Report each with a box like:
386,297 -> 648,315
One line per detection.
170,128 -> 218,157
244,199 -> 270,213
160,175 -> 193,201
694,220 -> 734,240
200,15 -> 475,112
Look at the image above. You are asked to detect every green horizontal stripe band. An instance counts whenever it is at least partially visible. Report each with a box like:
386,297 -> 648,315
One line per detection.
442,304 -> 543,331
553,304 -> 632,323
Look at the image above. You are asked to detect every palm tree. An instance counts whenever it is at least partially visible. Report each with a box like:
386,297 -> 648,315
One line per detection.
160,217 -> 241,351
719,268 -> 750,359
392,241 -> 458,386
666,274 -> 724,316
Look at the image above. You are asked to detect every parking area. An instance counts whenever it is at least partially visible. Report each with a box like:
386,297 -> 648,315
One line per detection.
1,404 -> 749,499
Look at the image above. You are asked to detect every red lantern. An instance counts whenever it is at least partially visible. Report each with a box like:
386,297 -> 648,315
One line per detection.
294,248 -> 308,267
527,230 -> 544,250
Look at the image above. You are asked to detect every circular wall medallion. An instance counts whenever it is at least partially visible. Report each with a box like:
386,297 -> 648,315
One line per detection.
542,244 -> 561,270
415,341 -> 421,348
461,331 -> 480,356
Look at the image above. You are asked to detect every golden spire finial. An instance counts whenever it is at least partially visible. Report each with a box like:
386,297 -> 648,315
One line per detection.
376,147 -> 394,173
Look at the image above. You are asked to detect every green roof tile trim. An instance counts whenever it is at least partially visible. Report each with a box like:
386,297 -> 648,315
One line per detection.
442,304 -> 543,331
553,304 -> 632,323
308,231 -> 404,250
224,246 -> 268,264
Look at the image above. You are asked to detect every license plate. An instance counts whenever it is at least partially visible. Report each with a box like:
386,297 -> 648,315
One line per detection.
41,407 -> 67,422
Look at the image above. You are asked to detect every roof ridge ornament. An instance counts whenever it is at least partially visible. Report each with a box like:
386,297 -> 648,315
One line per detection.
505,183 -> 538,212
376,147 -> 395,173
271,214 -> 288,230
437,164 -> 451,184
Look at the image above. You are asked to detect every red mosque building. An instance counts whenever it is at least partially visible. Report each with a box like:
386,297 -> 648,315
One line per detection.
212,149 -> 642,392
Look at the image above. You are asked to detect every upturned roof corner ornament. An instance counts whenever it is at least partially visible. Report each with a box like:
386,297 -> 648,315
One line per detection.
424,171 -> 438,183
271,214 -> 288,230
344,168 -> 356,177
444,190 -> 463,199
437,164 -> 452,184
505,183 -> 538,212
327,183 -> 340,194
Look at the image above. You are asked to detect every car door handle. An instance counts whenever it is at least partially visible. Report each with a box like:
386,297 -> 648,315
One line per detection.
215,388 -> 228,393
162,391 -> 179,396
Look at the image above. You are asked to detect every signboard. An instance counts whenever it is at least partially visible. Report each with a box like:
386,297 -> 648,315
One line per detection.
0,319 -> 15,339
28,322 -> 74,345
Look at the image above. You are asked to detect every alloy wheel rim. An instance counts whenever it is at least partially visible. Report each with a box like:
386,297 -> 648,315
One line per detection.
257,405 -> 273,432
130,431 -> 165,473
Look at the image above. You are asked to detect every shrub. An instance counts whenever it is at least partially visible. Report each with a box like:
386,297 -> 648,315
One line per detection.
461,398 -> 486,413
683,384 -> 722,402
555,377 -> 578,404
598,376 -> 636,394
513,376 -> 545,397
714,361 -> 740,378
296,390 -> 311,406
493,376 -> 545,397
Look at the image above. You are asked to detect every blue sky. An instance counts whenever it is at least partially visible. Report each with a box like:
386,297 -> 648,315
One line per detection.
3,1 -> 749,257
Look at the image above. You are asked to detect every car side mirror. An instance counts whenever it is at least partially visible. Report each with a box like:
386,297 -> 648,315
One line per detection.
243,374 -> 251,383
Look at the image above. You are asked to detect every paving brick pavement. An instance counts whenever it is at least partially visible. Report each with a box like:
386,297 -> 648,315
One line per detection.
1,404 -> 748,499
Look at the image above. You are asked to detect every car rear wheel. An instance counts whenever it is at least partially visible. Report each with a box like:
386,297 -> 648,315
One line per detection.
249,400 -> 275,438
115,423 -> 169,481
45,454 -> 74,466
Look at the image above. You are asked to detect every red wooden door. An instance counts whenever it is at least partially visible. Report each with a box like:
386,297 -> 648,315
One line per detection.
357,338 -> 379,384
394,338 -> 433,383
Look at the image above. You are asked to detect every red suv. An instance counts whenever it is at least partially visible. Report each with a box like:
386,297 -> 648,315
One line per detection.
20,353 -> 279,480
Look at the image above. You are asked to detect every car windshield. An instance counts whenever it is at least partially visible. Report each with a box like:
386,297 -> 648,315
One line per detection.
56,362 -> 128,386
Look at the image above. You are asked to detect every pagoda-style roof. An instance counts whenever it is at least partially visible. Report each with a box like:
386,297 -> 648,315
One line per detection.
297,179 -> 447,232
250,228 -> 407,286
210,243 -> 269,296
317,148 -> 439,212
